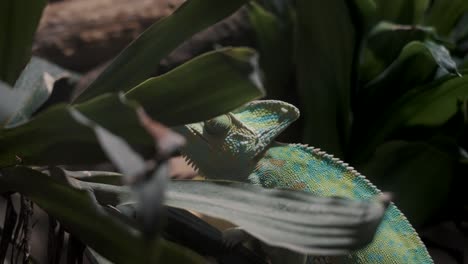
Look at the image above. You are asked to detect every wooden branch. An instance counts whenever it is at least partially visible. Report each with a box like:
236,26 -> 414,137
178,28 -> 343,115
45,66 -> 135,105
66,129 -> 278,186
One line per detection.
33,0 -> 184,72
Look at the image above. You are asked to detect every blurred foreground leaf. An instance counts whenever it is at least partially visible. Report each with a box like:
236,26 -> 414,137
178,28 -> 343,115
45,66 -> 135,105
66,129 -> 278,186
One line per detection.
0,167 -> 204,264
75,178 -> 387,256
0,57 -> 74,128
126,47 -> 264,125
0,48 -> 263,167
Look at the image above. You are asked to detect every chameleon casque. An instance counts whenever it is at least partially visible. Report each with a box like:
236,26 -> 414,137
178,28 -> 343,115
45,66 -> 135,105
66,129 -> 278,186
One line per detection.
175,100 -> 433,263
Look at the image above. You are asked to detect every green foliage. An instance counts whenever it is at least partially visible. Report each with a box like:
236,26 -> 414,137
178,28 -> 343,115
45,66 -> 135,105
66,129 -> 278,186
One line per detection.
0,48 -> 263,167
0,0 -> 47,85
0,166 -> 205,264
295,0 -> 357,158
0,57 -> 74,128
2,0 -> 466,262
249,0 -> 468,226
0,1 -> 268,262
74,177 -> 386,256
374,0 -> 429,24
0,1 -> 388,263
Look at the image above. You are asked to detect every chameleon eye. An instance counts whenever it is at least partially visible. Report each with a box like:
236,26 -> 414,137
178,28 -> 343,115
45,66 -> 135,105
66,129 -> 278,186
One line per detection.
204,115 -> 231,135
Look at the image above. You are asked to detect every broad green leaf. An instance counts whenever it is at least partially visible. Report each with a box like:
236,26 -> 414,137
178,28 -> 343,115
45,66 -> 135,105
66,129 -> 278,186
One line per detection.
295,0 -> 357,157
0,166 -> 205,264
405,74 -> 468,126
358,41 -> 449,117
75,0 -> 250,102
70,108 -> 147,179
0,48 -> 263,167
359,22 -> 436,83
454,13 -> 468,51
425,41 -> 460,76
0,94 -> 151,167
3,57 -> 74,128
75,178 -> 387,256
374,0 -> 429,24
125,47 -> 265,126
354,42 -> 461,158
248,2 -> 294,99
353,0 -> 378,32
356,71 -> 468,159
361,141 -> 454,224
74,108 -> 174,238
0,0 -> 47,85
425,0 -> 468,36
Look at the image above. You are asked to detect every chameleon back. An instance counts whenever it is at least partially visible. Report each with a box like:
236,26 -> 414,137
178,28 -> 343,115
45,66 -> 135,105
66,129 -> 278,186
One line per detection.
251,143 -> 433,263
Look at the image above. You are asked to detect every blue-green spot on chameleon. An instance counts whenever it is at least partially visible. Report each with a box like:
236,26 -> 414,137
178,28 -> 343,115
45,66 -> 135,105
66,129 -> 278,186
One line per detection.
175,100 -> 433,264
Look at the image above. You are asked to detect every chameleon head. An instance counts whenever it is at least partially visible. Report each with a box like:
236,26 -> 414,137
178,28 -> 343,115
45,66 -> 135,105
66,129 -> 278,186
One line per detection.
175,100 -> 299,180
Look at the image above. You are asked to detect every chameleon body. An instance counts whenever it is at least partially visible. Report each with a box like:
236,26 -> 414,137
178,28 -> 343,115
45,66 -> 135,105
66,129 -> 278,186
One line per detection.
175,100 -> 433,263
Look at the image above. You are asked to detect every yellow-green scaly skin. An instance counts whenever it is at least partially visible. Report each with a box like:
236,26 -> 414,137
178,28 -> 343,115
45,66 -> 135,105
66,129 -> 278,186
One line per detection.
254,143 -> 432,263
176,100 -> 433,263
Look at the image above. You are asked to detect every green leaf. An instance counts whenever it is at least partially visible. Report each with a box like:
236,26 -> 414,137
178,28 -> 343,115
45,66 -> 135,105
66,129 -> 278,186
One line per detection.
295,0 -> 357,157
425,0 -> 468,36
0,48 -> 263,167
361,141 -> 454,224
374,0 -> 429,24
247,2 -> 293,99
75,0 -> 250,102
75,178 -> 387,256
125,47 -> 265,126
0,94 -> 151,167
0,0 -> 47,85
73,108 -> 175,238
0,166 -> 205,264
352,0 -> 378,32
363,22 -> 436,78
357,41 -> 450,119
70,108 -> 147,179
405,74 -> 468,126
357,72 -> 468,159
425,40 -> 460,76
354,41 -> 461,158
2,57 -> 74,128
454,14 -> 468,53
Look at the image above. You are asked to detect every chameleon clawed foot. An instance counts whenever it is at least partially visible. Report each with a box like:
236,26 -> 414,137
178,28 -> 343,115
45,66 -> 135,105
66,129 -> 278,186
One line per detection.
222,227 -> 251,249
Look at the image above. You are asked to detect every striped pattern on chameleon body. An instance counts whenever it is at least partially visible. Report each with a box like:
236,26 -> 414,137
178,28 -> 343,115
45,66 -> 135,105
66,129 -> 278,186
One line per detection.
249,143 -> 433,264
